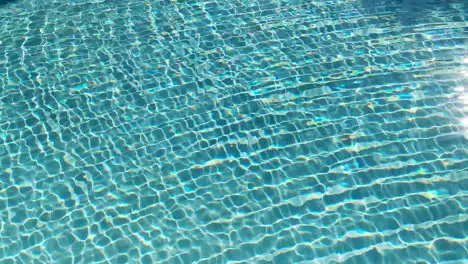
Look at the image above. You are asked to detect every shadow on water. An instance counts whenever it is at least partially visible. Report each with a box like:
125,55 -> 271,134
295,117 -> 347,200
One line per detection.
0,0 -> 18,7
0,0 -> 17,6
360,0 -> 465,26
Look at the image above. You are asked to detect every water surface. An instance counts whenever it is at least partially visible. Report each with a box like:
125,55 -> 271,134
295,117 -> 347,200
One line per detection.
0,0 -> 467,263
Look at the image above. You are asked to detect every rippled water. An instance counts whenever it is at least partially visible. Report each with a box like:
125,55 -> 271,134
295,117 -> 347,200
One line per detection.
0,0 -> 467,263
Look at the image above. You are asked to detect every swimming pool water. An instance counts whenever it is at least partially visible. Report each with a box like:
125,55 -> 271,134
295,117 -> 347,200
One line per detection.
0,0 -> 467,263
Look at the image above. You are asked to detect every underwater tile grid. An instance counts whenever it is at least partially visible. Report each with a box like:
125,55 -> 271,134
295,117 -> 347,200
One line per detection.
0,0 -> 467,263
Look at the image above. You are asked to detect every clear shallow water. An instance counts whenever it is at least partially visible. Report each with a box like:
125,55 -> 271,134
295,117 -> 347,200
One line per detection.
0,0 -> 467,263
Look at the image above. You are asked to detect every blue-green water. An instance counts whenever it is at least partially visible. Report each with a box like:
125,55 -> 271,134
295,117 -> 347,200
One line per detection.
0,0 -> 467,263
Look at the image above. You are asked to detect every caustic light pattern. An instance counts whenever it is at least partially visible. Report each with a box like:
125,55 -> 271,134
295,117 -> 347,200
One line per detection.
0,0 -> 467,263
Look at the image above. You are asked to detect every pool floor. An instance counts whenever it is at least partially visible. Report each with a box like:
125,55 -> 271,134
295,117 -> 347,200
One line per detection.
0,0 -> 467,263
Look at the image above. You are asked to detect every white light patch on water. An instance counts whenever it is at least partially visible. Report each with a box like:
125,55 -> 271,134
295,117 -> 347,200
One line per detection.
457,57 -> 468,129
464,115 -> 468,138
462,117 -> 468,128
460,94 -> 468,105
459,59 -> 468,137
454,86 -> 464,92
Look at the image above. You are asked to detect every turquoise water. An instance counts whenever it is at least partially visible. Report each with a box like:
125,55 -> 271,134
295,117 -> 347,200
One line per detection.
0,0 -> 467,263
